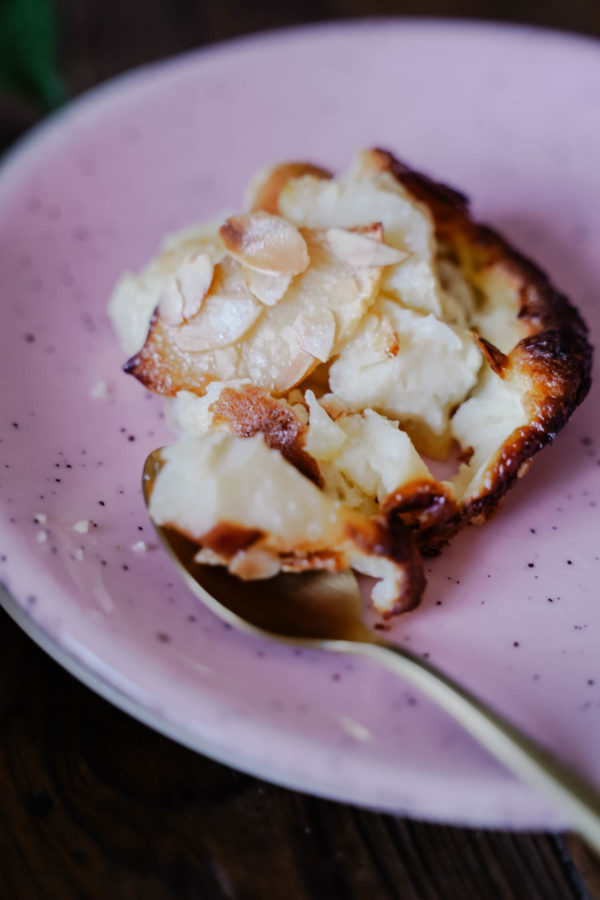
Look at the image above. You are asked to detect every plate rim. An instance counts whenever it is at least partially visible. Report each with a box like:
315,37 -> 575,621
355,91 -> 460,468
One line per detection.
1,16 -> 599,192
1,16 -> 598,831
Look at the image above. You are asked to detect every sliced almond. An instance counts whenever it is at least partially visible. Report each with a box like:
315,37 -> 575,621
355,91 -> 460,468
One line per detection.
327,226 -> 409,268
295,308 -> 336,363
178,254 -> 214,319
158,277 -> 184,326
278,167 -> 443,316
220,211 -> 309,276
272,350 -> 316,393
132,227 -> 383,395
243,267 -> 291,306
175,292 -> 262,352
158,254 -> 214,325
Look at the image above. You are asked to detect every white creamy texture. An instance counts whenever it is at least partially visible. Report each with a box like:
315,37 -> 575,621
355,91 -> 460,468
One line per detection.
150,434 -> 343,545
108,272 -> 161,357
150,433 -> 410,613
331,410 -> 433,501
279,167 -> 444,316
112,151 -> 537,612
470,266 -> 524,354
329,296 -> 482,443
437,257 -> 477,327
168,386 -> 434,516
303,390 -> 348,460
451,367 -> 527,500
305,393 -> 433,503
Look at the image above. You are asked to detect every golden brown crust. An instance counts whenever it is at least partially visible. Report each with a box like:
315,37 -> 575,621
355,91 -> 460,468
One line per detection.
199,522 -> 263,557
124,311 -> 212,396
344,515 -> 425,614
369,147 -> 592,550
129,148 -> 592,611
211,384 -> 322,486
382,480 -> 460,557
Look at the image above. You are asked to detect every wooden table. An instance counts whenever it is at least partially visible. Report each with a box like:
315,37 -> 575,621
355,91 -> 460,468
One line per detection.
1,2 -> 599,897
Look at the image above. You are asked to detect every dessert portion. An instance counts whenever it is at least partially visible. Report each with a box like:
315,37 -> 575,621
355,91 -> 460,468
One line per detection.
150,434 -> 424,613
110,149 -> 592,616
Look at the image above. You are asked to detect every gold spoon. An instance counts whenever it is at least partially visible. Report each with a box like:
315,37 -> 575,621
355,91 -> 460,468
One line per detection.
143,448 -> 600,853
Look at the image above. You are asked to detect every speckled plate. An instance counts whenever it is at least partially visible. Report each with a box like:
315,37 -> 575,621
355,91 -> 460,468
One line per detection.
0,20 -> 598,830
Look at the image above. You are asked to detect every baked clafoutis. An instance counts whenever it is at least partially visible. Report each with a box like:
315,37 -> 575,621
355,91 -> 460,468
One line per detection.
109,149 -> 592,616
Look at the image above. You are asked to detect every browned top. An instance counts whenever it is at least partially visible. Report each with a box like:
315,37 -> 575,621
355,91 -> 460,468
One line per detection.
344,514 -> 425,614
199,522 -> 263,557
370,147 -> 593,549
124,147 -> 593,599
211,384 -> 321,485
124,311 -> 213,396
382,479 -> 460,557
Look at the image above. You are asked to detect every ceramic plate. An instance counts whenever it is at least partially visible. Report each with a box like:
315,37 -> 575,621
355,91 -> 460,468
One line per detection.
0,20 -> 598,830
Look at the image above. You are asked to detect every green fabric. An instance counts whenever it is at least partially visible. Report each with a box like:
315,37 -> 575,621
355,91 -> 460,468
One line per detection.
0,0 -> 66,109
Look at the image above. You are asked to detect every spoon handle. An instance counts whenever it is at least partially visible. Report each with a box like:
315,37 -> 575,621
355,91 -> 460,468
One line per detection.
326,638 -> 600,853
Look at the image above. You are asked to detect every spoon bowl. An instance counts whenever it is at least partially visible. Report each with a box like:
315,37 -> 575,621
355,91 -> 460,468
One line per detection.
143,447 -> 600,854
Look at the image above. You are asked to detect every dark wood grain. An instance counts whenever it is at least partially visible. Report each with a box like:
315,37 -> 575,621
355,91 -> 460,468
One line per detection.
0,608 -> 594,900
1,1 -> 600,897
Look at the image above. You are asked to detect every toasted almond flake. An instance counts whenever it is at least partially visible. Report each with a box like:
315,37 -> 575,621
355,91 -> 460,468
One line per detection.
73,519 -> 91,534
327,227 -> 409,267
220,212 -> 309,276
34,513 -> 47,524
295,309 -> 336,363
37,530 -> 48,543
243,267 -> 291,306
159,254 -> 215,326
272,350 -> 316,393
178,254 -> 214,319
90,380 -> 110,399
159,277 -> 184,326
174,292 -> 262,352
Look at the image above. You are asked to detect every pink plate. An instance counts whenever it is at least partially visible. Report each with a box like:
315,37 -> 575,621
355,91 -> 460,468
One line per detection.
0,20 -> 598,829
